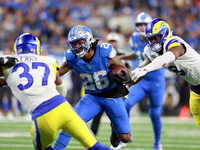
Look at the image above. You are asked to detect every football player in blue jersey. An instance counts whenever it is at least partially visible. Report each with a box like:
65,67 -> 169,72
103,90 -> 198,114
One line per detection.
132,18 -> 200,133
90,32 -> 131,136
119,12 -> 165,150
54,25 -> 132,150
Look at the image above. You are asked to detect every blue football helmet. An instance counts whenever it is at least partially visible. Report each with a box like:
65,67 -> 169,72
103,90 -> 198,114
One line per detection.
145,18 -> 172,52
135,12 -> 152,37
14,33 -> 41,55
67,25 -> 94,58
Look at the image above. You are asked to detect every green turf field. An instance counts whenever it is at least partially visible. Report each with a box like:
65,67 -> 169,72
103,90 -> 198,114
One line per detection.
0,115 -> 199,150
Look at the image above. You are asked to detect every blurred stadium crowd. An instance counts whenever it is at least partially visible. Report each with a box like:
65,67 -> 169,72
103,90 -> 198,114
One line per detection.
0,0 -> 200,119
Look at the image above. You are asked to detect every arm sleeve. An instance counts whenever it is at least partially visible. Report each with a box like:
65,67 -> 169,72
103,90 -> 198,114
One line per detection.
56,80 -> 67,97
145,51 -> 176,72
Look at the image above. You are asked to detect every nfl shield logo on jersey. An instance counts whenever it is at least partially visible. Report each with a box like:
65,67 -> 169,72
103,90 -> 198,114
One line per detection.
88,65 -> 91,69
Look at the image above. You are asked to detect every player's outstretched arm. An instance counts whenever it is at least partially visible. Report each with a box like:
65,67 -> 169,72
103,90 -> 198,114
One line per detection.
132,52 -> 175,82
129,56 -> 151,85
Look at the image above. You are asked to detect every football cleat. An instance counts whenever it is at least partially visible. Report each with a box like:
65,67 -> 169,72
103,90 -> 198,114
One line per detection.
110,141 -> 127,150
153,143 -> 163,150
14,33 -> 41,55
67,25 -> 94,58
0,111 -> 4,120
145,18 -> 172,52
110,123 -> 120,148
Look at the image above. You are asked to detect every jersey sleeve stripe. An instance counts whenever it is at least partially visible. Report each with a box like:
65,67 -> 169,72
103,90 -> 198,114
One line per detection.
165,38 -> 182,51
53,60 -> 60,75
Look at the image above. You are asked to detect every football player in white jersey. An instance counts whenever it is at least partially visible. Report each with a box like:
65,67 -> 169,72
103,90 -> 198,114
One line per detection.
0,33 -> 111,150
131,18 -> 200,130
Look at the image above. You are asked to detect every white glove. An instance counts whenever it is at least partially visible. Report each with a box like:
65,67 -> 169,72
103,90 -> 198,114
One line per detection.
131,67 -> 148,82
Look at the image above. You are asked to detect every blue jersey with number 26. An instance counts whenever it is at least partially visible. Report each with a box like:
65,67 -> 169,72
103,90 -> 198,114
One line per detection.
64,43 -> 117,94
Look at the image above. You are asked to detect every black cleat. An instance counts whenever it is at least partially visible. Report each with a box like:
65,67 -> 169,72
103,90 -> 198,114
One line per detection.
110,123 -> 120,147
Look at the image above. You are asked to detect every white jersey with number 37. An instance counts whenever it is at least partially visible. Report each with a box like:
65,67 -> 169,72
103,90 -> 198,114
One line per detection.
3,54 -> 60,113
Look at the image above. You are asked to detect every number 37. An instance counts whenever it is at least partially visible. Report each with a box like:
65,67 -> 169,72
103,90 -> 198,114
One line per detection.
12,62 -> 50,91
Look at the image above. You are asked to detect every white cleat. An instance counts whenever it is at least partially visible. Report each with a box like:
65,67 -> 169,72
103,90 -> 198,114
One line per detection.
153,143 -> 163,150
110,141 -> 127,150
0,112 -> 4,120
7,112 -> 14,120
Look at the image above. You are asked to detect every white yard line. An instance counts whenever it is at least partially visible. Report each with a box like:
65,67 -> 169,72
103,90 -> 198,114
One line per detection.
0,132 -> 30,137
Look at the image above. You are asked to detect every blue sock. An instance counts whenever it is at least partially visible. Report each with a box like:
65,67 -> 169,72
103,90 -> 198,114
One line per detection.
88,141 -> 111,150
54,132 -> 72,150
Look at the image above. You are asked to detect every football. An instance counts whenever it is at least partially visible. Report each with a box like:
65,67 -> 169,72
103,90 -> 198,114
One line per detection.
110,64 -> 128,77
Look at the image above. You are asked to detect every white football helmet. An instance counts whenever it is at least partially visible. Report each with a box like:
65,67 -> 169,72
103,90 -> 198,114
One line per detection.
106,32 -> 120,43
67,25 -> 94,58
135,12 -> 152,37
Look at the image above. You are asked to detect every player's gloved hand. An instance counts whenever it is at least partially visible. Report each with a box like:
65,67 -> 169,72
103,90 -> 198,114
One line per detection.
112,70 -> 131,84
131,67 -> 148,82
0,57 -> 18,67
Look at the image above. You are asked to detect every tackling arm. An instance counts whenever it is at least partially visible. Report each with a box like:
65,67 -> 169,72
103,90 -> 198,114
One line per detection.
132,51 -> 175,82
128,57 -> 152,86
143,44 -> 185,72
142,51 -> 175,72
138,56 -> 152,68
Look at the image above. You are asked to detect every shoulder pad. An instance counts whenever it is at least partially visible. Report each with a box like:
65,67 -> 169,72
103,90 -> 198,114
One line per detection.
98,43 -> 116,58
132,32 -> 139,36
64,49 -> 75,61
164,36 -> 182,52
